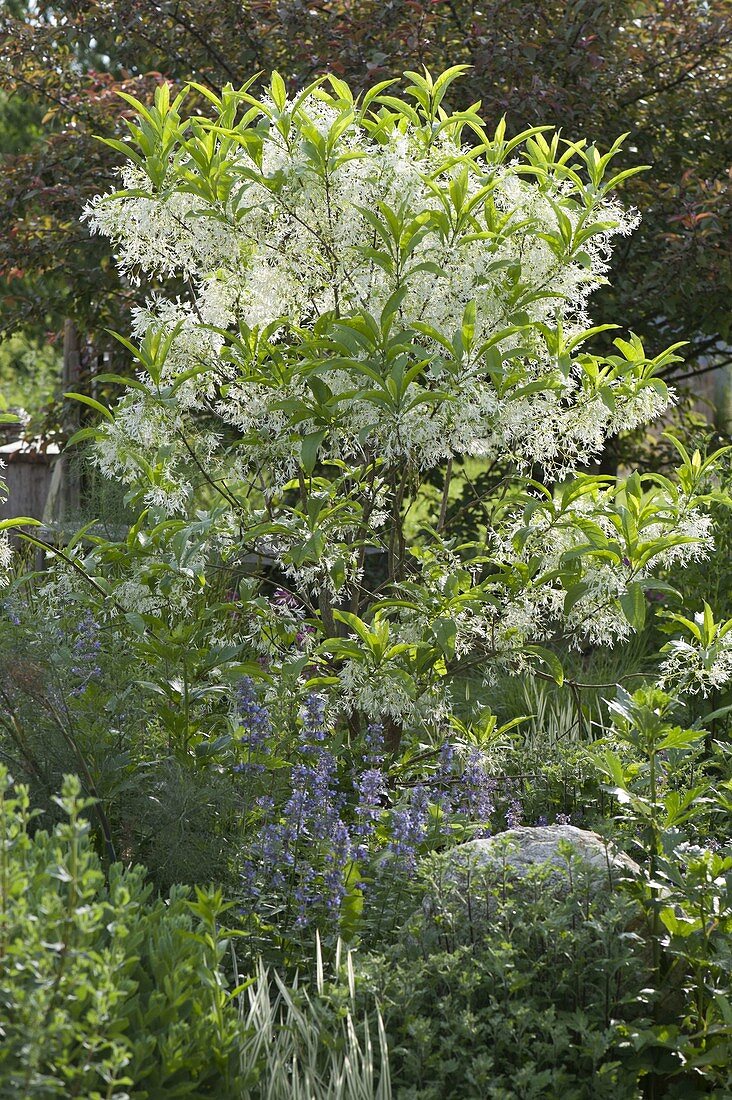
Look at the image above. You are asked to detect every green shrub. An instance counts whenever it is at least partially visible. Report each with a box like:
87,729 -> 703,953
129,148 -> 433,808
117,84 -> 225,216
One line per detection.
355,848 -> 648,1099
0,609 -> 242,893
0,333 -> 60,416
0,769 -> 245,1097
354,684 -> 732,1099
592,686 -> 732,1096
0,769 -> 391,1099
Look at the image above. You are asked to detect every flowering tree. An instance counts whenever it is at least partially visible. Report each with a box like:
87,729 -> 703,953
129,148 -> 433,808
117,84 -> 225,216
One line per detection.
3,1 -> 731,375
81,69 -> 723,750
0,472 -> 12,583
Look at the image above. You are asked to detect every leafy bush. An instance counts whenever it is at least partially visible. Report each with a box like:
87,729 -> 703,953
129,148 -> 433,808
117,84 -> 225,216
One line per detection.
0,605 -> 240,892
592,685 -> 732,1095
0,768 -> 247,1096
348,677 -> 732,1099
0,768 -> 391,1098
0,333 -> 61,418
357,870 -> 645,1099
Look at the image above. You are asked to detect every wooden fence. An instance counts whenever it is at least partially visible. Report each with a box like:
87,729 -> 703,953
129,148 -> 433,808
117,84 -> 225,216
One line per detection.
0,440 -> 59,524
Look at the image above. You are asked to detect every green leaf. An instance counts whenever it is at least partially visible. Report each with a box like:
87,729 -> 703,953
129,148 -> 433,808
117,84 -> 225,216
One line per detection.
687,1040 -> 732,1068
300,428 -> 328,475
524,645 -> 564,686
0,516 -> 42,532
591,748 -> 627,787
659,906 -> 697,938
332,610 -> 376,650
67,426 -> 102,447
619,583 -> 646,630
461,300 -> 476,351
657,727 -> 704,752
307,375 -> 333,407
563,581 -> 590,615
339,860 -> 365,939
270,71 -> 287,110
124,612 -> 148,636
63,392 -> 115,423
434,617 -> 457,659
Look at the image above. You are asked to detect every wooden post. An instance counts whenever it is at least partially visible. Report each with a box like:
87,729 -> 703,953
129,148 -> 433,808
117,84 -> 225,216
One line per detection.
714,362 -> 732,436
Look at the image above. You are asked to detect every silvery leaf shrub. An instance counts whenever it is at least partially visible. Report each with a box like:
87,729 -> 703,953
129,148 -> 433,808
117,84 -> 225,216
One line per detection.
76,67 -> 730,751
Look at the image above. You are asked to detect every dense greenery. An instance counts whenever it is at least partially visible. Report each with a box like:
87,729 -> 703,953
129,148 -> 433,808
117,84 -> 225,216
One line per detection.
0,769 -> 390,1097
0,61 -> 731,1099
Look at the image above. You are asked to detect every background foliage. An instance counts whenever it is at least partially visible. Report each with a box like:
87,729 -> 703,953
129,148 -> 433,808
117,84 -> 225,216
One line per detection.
1,0 -> 730,391
1,5 -> 731,1097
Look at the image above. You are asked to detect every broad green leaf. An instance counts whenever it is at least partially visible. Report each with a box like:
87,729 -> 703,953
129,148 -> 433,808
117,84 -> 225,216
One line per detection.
300,428 -> 328,474
619,583 -> 646,630
63,392 -> 114,423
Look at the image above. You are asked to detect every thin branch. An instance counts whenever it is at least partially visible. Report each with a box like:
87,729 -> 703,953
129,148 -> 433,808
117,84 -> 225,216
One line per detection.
146,0 -> 240,83
665,355 -> 732,385
438,457 -> 453,532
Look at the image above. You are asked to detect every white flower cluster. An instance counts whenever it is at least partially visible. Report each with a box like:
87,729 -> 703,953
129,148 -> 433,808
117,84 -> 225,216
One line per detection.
76,74 -> 720,727
0,535 -> 11,587
85,79 -> 658,510
660,634 -> 732,697
338,657 -> 452,727
0,465 -> 11,586
497,491 -> 713,651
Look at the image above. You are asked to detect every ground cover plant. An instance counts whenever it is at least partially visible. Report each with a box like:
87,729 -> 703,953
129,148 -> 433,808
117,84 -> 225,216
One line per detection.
1,67 -> 731,1096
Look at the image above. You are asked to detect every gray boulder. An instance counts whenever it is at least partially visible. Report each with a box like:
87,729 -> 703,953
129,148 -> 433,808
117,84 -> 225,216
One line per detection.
444,824 -> 641,885
406,825 -> 641,951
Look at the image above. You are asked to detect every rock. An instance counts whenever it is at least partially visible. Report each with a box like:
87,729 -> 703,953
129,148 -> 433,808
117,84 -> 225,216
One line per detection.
443,824 -> 641,886
405,825 -> 642,952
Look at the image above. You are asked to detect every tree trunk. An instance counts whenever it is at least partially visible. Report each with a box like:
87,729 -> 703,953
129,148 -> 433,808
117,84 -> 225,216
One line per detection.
58,318 -> 81,522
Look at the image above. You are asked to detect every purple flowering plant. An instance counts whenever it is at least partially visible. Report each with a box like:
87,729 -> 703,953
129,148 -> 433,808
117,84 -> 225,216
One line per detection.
69,611 -> 103,697
232,679 -> 502,951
